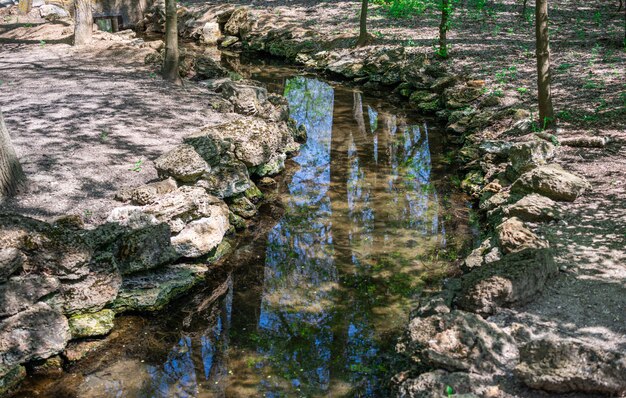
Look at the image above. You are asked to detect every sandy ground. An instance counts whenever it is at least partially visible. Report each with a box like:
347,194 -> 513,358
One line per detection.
0,16 -> 234,226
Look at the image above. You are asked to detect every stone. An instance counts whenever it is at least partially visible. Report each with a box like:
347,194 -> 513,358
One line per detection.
195,157 -> 252,198
220,35 -> 239,48
27,355 -> 64,376
479,191 -> 510,212
403,310 -> 518,374
409,90 -> 438,106
0,275 -> 60,317
0,365 -> 25,397
516,338 -> 626,395
244,183 -> 264,203
430,75 -> 457,93
478,140 -> 512,158
115,178 -> 178,205
508,140 -> 555,175
228,195 -> 257,219
444,86 -> 483,109
62,339 -> 106,362
154,144 -> 210,183
504,194 -> 561,222
254,153 -> 286,176
228,211 -> 246,230
512,164 -> 591,202
461,238 -> 493,272
396,370 -> 478,398
194,56 -> 229,80
143,186 -> 225,233
68,309 -> 115,339
77,359 -> 152,397
0,248 -> 23,281
171,208 -> 229,258
200,22 -> 221,45
111,264 -> 207,312
223,7 -> 253,38
106,206 -> 159,229
112,223 -> 177,275
326,59 -> 365,78
456,248 -> 557,316
496,217 -> 549,254
0,303 -> 70,371
217,80 -> 269,117
48,255 -> 122,315
39,4 -> 68,19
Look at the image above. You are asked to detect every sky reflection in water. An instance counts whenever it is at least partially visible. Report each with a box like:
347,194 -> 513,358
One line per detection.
89,75 -> 453,398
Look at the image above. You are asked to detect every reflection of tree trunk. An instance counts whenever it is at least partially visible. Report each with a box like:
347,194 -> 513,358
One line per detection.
0,110 -> 24,198
353,91 -> 367,137
163,0 -> 182,85
73,0 -> 92,46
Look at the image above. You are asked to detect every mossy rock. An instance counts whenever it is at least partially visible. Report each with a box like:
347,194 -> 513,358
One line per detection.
229,211 -> 247,230
409,90 -> 438,105
110,264 -> 207,313
461,170 -> 485,196
0,366 -> 26,396
68,309 -> 115,339
244,184 -> 264,203
417,100 -> 442,114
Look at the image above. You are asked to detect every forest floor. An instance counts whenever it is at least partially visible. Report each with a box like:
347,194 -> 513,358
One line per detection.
0,14 -> 235,226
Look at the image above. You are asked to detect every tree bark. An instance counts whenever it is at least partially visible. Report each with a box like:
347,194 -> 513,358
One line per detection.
73,0 -> 92,46
535,0 -> 555,129
438,0 -> 451,58
17,0 -> 32,15
162,0 -> 182,84
356,0 -> 369,47
0,110 -> 25,198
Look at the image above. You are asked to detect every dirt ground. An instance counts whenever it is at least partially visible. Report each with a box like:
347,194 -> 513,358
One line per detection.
0,14 -> 235,226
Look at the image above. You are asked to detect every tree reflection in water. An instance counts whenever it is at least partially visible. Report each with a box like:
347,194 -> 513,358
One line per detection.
141,75 -> 459,398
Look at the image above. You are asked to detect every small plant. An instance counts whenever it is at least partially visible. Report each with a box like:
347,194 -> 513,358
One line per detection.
99,131 -> 109,141
445,385 -> 454,397
83,209 -> 93,220
39,40 -> 46,47
557,109 -> 573,121
149,72 -> 157,79
129,159 -> 144,172
516,87 -> 528,94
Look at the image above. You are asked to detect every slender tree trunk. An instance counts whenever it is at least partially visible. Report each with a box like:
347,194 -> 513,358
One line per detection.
73,0 -> 92,46
535,0 -> 555,129
162,0 -> 182,84
356,0 -> 369,47
438,0 -> 451,58
18,0 -> 32,15
522,0 -> 529,17
0,110 -> 25,198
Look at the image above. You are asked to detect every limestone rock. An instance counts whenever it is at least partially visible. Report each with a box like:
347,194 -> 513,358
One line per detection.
39,4 -> 68,19
244,183 -> 264,203
0,303 -> 70,371
111,264 -> 207,312
224,7 -> 254,38
404,310 -> 518,374
228,195 -> 257,219
430,75 -> 457,93
114,178 -> 177,205
106,206 -> 159,229
504,194 -> 561,222
200,21 -> 221,45
253,153 -> 287,176
220,35 -> 239,48
0,365 -> 25,397
496,217 -> 549,254
68,309 -> 115,339
194,55 -> 229,80
0,248 -> 23,281
62,339 -> 106,362
327,59 -> 365,78
217,80 -> 269,117
48,255 -> 122,315
516,338 -> 626,395
456,248 -> 557,316
195,156 -> 252,198
143,186 -> 225,233
444,86 -> 483,109
509,140 -> 555,175
512,164 -> 591,202
396,370 -> 479,398
154,144 -> 210,183
171,208 -> 229,258
0,275 -> 59,318
112,223 -> 177,275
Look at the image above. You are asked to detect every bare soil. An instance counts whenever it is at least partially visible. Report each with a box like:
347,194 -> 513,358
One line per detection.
0,13 -> 235,226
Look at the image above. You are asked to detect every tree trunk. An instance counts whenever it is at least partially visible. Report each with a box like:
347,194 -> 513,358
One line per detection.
162,0 -> 182,84
0,110 -> 25,198
438,0 -> 451,58
356,0 -> 369,47
73,0 -> 92,46
535,0 -> 555,129
522,0 -> 529,17
17,0 -> 32,15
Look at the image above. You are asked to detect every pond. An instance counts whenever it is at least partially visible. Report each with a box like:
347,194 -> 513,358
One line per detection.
15,57 -> 472,398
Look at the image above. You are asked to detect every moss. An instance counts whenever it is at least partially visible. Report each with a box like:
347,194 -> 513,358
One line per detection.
0,366 -> 26,396
244,184 -> 264,203
68,309 -> 115,339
